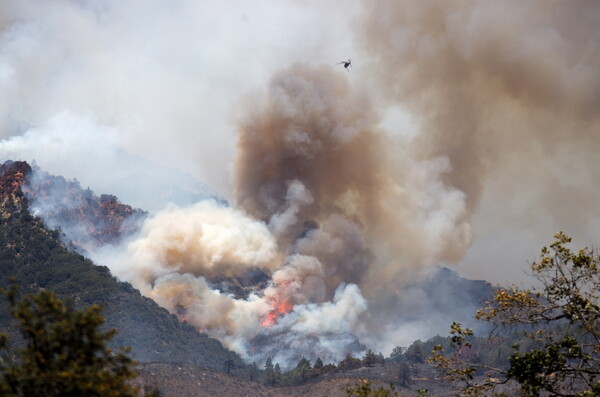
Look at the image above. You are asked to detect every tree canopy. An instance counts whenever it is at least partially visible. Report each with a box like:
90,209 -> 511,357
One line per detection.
431,233 -> 600,396
0,287 -> 158,397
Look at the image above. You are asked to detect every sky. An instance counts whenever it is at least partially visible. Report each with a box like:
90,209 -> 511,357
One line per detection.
1,1 -> 600,356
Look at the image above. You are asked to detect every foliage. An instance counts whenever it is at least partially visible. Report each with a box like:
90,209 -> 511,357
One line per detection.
339,353 -> 363,371
346,380 -> 399,397
431,233 -> 600,396
0,179 -> 245,374
363,349 -> 385,367
0,287 -> 158,396
389,346 -> 404,363
257,351 -> 387,387
404,340 -> 425,364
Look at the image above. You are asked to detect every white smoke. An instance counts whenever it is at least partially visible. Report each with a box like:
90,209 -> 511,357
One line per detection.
126,201 -> 280,280
86,197 -> 369,366
0,112 -> 215,212
268,180 -> 314,238
4,0 -> 599,367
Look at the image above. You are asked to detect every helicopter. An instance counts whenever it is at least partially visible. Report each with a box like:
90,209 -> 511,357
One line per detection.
336,58 -> 352,71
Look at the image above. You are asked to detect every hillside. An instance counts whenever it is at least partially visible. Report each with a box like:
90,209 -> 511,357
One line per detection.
0,160 -> 505,395
0,160 -> 245,373
23,163 -> 148,249
134,362 -> 444,397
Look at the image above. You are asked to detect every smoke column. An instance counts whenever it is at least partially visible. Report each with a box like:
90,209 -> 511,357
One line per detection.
3,0 -> 600,363
89,62 -> 476,364
357,0 -> 600,279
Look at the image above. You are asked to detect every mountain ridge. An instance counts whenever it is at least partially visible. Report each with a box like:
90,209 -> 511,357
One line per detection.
0,160 -> 499,396
0,160 -> 246,374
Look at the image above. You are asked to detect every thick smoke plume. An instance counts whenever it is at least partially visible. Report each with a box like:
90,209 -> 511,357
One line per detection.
88,63 -> 475,364
236,63 -> 472,291
361,0 -> 600,206
358,0 -> 600,279
4,0 -> 600,367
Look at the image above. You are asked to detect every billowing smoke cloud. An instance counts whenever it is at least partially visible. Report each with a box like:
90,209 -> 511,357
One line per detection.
235,63 -> 472,290
126,201 -> 280,280
360,0 -> 600,206
84,63 -> 475,364
357,0 -> 600,280
4,0 -> 600,368
89,192 -> 368,365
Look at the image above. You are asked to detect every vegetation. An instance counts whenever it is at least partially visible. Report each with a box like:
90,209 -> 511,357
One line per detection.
430,233 -> 600,396
0,287 -> 158,396
0,162 -> 245,373
251,350 -> 388,387
346,380 -> 399,397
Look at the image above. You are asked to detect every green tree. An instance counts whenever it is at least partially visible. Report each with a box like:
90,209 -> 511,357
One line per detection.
388,346 -> 404,363
314,357 -> 324,370
404,340 -> 424,364
294,357 -> 312,383
431,233 -> 600,396
223,358 -> 234,374
362,349 -> 378,367
338,353 -> 362,371
273,363 -> 282,385
261,357 -> 275,385
247,362 -> 260,381
0,288 -> 158,397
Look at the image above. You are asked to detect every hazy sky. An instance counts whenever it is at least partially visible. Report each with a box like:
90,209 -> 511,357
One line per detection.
1,0 -> 599,285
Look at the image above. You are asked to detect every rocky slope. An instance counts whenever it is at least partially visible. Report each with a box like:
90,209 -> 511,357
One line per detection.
23,163 -> 147,248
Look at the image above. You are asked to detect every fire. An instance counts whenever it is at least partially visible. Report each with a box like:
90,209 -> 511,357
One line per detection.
261,295 -> 293,327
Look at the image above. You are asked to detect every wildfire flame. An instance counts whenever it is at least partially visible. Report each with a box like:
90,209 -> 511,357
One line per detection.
261,295 -> 293,327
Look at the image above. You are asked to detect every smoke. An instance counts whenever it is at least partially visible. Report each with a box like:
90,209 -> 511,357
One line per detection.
357,0 -> 600,280
235,63 -> 472,290
0,0 -> 359,202
4,0 -> 600,367
0,112 -> 220,213
81,62 -> 476,365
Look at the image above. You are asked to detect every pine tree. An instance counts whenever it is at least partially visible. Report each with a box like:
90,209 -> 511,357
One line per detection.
363,349 -> 378,367
295,357 -> 312,383
313,357 -> 324,369
261,357 -> 275,386
0,288 -> 158,396
273,363 -> 282,385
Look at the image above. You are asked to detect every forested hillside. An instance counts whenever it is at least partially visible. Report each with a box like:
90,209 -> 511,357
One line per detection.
0,161 -> 245,373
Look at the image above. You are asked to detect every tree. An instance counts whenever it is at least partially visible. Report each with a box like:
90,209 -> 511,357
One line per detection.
261,357 -> 275,385
431,233 -> 600,396
273,363 -> 282,385
294,357 -> 312,382
223,359 -> 234,374
388,346 -> 404,363
363,349 -> 378,367
314,357 -> 324,370
0,287 -> 158,396
338,353 -> 362,371
404,340 -> 424,364
247,362 -> 260,381
399,361 -> 411,387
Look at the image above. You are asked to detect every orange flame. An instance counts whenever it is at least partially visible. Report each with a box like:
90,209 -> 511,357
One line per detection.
261,295 -> 293,327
